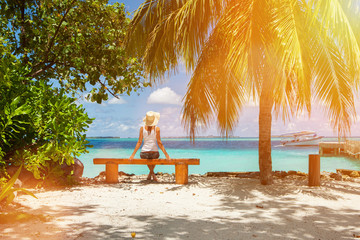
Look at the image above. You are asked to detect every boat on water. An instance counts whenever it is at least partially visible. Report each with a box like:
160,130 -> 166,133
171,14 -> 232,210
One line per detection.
279,131 -> 323,146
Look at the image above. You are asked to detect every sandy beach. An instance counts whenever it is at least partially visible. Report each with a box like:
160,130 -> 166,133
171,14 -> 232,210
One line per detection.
1,174 -> 360,240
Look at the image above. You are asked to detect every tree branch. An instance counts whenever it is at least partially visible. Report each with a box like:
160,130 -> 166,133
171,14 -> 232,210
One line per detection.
97,79 -> 119,99
27,62 -> 56,78
43,0 -> 76,63
29,0 -> 76,78
11,20 -> 19,51
19,0 -> 26,52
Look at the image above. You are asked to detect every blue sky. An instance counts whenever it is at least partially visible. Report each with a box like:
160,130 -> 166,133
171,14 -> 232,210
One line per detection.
80,0 -> 360,138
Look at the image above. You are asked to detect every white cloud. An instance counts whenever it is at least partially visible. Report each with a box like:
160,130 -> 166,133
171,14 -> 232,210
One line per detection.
240,127 -> 248,132
117,124 -> 130,131
147,87 -> 182,105
108,97 -> 126,104
87,118 -> 140,137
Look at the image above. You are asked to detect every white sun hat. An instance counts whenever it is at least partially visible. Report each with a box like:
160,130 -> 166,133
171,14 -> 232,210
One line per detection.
143,111 -> 160,126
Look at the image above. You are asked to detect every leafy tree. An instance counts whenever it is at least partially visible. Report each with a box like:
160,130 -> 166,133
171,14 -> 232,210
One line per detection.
127,0 -> 360,185
0,0 -> 148,184
0,40 -> 92,182
0,0 -> 147,103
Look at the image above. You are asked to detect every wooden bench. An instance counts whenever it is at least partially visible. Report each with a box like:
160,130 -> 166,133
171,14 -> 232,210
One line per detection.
93,158 -> 200,184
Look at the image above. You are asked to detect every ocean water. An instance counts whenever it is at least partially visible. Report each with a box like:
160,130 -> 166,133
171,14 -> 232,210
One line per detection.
79,138 -> 360,178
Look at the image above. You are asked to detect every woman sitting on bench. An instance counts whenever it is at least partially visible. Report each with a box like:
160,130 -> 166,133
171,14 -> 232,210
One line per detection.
129,111 -> 171,181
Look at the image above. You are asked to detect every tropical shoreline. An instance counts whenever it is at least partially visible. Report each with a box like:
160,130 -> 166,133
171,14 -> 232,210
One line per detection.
1,172 -> 360,239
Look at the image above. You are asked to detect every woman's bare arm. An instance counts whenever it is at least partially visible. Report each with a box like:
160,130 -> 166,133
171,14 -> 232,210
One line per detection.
156,127 -> 171,160
129,127 -> 143,160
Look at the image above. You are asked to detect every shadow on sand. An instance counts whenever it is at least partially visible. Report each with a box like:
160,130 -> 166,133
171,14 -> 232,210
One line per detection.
1,177 -> 360,239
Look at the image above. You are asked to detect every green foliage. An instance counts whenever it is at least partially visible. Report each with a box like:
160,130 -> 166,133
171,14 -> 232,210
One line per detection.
0,39 -> 92,180
0,0 -> 147,103
8,82 -> 93,179
0,165 -> 37,206
0,0 -> 145,182
0,38 -> 31,165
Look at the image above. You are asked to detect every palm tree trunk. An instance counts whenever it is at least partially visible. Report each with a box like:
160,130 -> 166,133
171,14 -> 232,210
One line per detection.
259,87 -> 273,185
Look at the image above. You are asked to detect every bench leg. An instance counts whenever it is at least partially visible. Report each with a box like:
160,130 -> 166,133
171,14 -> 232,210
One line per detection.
106,163 -> 119,183
175,163 -> 188,184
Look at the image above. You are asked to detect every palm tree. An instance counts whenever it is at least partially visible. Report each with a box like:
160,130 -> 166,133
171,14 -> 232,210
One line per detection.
127,0 -> 360,185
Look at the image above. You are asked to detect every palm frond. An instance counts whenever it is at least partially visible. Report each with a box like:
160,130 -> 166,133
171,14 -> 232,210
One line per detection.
143,10 -> 181,82
220,0 -> 272,93
182,25 -> 247,140
307,0 -> 360,83
214,70 -> 246,137
127,0 -> 225,82
126,0 -> 183,56
270,0 -> 313,120
337,0 -> 360,44
312,31 -> 356,137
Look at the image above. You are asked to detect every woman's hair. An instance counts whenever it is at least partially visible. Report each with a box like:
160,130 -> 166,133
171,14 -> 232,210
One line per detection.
146,125 -> 155,134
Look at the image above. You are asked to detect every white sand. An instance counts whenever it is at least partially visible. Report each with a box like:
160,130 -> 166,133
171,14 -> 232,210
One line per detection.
1,175 -> 360,240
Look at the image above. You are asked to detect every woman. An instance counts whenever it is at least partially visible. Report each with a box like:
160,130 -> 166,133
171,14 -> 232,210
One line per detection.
129,111 -> 171,181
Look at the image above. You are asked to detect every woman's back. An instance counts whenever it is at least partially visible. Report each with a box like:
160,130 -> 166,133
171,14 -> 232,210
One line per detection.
141,126 -> 158,152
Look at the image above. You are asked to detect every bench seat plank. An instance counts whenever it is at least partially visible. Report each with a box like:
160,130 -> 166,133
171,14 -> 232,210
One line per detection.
93,158 -> 200,165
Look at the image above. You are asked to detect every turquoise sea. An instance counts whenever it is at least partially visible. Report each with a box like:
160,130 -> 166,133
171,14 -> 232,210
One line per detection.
79,137 -> 360,178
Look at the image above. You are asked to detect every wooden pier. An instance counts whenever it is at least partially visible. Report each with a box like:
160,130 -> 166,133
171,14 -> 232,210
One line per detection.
343,140 -> 360,159
319,140 -> 360,159
319,142 -> 344,156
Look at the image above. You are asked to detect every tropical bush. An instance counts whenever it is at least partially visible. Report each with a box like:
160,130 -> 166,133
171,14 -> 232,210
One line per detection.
0,40 -> 92,183
0,165 -> 37,207
0,0 -> 147,184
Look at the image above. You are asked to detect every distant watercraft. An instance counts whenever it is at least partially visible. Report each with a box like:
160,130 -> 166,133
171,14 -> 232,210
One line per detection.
279,131 -> 323,146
